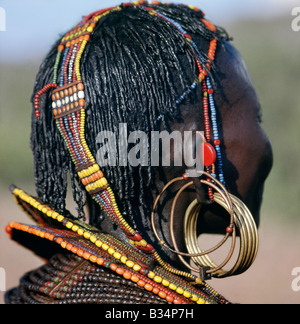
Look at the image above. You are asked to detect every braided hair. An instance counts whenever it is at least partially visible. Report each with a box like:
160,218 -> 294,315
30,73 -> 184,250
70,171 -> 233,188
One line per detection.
30,3 -> 229,228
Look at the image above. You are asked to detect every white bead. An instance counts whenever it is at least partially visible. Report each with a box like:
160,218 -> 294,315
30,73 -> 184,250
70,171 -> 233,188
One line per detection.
56,100 -> 62,108
52,101 -> 56,109
78,90 -> 85,99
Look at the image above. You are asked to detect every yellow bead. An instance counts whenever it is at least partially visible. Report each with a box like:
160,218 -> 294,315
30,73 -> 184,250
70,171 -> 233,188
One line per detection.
57,215 -> 64,222
169,283 -> 177,291
100,177 -> 108,186
176,287 -> 184,295
154,276 -> 162,283
95,240 -> 102,247
72,225 -> 79,232
191,295 -> 198,302
87,26 -> 94,33
148,271 -> 155,279
139,239 -> 147,247
162,279 -> 169,287
126,260 -> 134,268
108,247 -> 115,255
183,291 -> 191,299
133,264 -> 141,272
77,229 -> 84,236
90,235 -> 97,243
120,256 -> 127,264
66,222 -> 73,229
197,298 -> 206,305
195,277 -> 202,285
84,232 -> 91,239
114,252 -> 121,259
102,243 -> 109,251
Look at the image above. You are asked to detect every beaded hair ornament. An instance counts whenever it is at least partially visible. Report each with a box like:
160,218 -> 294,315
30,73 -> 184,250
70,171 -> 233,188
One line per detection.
8,1 -> 258,304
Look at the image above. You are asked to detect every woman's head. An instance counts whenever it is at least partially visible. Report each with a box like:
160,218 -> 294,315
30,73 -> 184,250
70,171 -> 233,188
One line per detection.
31,2 -> 272,239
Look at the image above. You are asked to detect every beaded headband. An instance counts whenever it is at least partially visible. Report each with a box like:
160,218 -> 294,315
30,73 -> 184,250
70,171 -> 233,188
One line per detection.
31,1 -> 227,275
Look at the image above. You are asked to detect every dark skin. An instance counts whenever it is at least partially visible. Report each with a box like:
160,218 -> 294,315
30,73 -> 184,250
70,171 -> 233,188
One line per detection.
95,41 -> 273,271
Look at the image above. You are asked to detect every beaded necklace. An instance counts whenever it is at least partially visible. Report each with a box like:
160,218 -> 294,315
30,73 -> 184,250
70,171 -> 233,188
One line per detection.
9,1 -> 230,304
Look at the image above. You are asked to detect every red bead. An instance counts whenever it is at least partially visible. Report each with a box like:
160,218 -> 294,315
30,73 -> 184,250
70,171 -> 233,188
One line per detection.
138,244 -> 154,253
203,142 -> 216,167
207,89 -> 214,94
5,225 -> 12,235
214,139 -> 221,146
182,173 -> 189,180
226,226 -> 233,234
128,232 -> 142,242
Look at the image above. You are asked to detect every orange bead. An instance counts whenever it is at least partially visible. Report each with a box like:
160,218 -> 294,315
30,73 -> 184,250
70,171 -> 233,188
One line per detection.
56,237 -> 63,244
58,44 -> 65,52
89,255 -> 97,263
123,272 -> 131,280
110,263 -> 118,271
97,170 -> 104,178
137,280 -> 145,287
83,252 -> 91,260
77,83 -> 84,91
158,291 -> 167,299
77,249 -> 84,257
97,258 -> 104,265
81,178 -> 88,186
84,35 -> 91,41
144,284 -> 153,291
116,267 -> 124,275
61,241 -> 67,249
71,246 -> 78,254
131,275 -> 139,283
166,295 -> 174,303
66,243 -> 73,251
79,99 -> 85,107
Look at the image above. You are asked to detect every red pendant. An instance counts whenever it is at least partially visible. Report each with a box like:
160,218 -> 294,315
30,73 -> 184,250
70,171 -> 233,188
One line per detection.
203,142 -> 216,167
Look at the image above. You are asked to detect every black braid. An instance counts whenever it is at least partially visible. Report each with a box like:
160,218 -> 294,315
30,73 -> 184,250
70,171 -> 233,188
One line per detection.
30,3 -> 229,227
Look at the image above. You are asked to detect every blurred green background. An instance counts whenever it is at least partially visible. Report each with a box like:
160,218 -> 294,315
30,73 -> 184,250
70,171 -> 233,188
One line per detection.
0,1 -> 299,304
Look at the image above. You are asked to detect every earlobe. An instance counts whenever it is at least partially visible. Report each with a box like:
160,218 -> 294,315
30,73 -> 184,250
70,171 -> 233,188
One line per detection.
191,175 -> 214,205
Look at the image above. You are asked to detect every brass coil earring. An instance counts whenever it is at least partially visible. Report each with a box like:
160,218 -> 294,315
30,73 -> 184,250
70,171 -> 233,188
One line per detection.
151,171 -> 258,279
